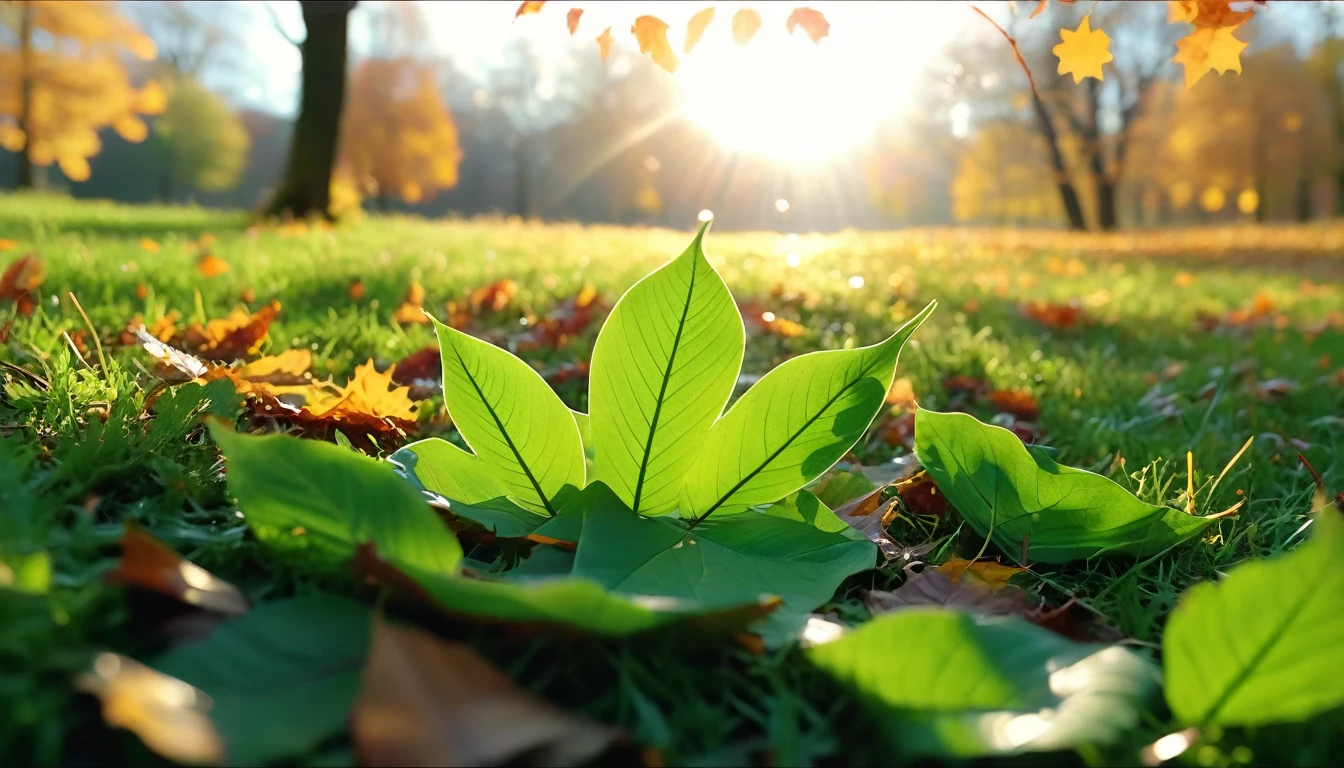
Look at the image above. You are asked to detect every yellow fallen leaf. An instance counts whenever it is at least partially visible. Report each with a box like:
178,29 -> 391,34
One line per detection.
77,653 -> 224,766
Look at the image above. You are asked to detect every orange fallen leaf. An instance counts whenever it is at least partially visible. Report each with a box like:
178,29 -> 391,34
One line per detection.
1020,299 -> 1086,331
0,253 -> 44,316
196,254 -> 230,278
349,279 -> 366,301
105,525 -> 249,615
180,301 -> 281,361
988,389 -> 1040,421
785,7 -> 830,44
76,653 -> 224,766
139,238 -> 161,254
393,281 -> 430,324
937,557 -> 1027,590
136,282 -> 148,300
350,618 -> 623,767
0,238 -> 16,251
469,278 -> 519,314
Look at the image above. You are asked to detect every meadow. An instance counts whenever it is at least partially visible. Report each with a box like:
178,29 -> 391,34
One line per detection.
2,192 -> 1342,766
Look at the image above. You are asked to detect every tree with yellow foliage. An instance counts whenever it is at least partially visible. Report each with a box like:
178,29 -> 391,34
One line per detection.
0,0 -> 165,187
338,57 -> 462,206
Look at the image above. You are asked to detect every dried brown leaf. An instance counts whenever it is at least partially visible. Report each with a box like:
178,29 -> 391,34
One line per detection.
105,526 -> 249,615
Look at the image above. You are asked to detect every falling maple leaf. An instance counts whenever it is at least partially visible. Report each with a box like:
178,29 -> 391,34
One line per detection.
785,7 -> 830,44
1172,25 -> 1247,88
393,281 -> 431,324
196,253 -> 230,278
180,301 -> 281,362
350,618 -> 624,766
566,7 -> 582,35
514,1 -> 545,20
105,525 -> 249,615
76,653 -> 224,766
684,7 -> 715,54
0,254 -> 45,316
595,27 -> 613,60
1053,16 -> 1113,83
632,16 -> 678,73
731,8 -> 763,46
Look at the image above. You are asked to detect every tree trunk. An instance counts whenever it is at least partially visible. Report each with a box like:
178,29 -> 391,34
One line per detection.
1028,89 -> 1087,231
1297,177 -> 1312,222
264,1 -> 356,220
16,1 -> 36,189
513,140 -> 530,218
1084,80 -> 1118,231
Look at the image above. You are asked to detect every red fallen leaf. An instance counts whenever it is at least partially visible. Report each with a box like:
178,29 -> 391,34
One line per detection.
1020,299 -> 1086,331
898,473 -> 951,517
877,410 -> 915,448
1005,420 -> 1044,444
566,7 -> 581,35
470,278 -> 520,314
512,286 -> 606,352
391,346 -> 442,390
0,253 -> 44,315
180,301 -> 281,362
988,388 -> 1039,421
786,7 -> 830,43
351,617 -> 624,767
105,525 -> 249,615
942,374 -> 989,398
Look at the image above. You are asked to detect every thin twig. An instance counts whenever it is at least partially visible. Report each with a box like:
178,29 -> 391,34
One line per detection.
968,3 -> 1046,106
62,331 -> 92,370
262,1 -> 302,48
67,292 -> 108,372
0,359 -> 48,390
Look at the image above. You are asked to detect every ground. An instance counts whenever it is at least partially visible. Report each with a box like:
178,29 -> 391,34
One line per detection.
1,193 -> 1342,766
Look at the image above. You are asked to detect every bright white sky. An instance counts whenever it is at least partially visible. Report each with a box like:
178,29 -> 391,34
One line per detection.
245,1 -> 971,162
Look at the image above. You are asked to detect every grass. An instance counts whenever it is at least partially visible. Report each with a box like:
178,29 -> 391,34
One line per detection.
1,191 -> 1342,766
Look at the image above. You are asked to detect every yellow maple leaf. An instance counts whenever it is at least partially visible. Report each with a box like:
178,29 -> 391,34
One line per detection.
305,360 -> 417,424
1052,17 -> 1113,84
1173,25 -> 1248,88
937,558 -> 1027,590
1168,0 -> 1197,23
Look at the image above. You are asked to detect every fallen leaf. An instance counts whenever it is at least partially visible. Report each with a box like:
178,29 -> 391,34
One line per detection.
239,288 -> 255,304
0,238 -> 15,251
731,8 -> 762,46
942,373 -> 989,398
632,16 -> 678,72
886,376 -> 916,408
1053,16 -> 1113,83
937,557 -> 1027,589
1254,377 -> 1298,400
180,301 -> 281,361
139,237 -> 161,254
351,618 -> 623,766
349,279 -> 366,302
393,281 -> 430,324
105,525 -> 249,615
684,7 -> 715,54
865,569 -> 1033,617
833,487 -> 903,559
514,1 -> 545,19
1021,299 -> 1087,330
511,286 -> 605,352
0,254 -> 45,314
988,388 -> 1039,421
566,7 -> 581,35
897,472 -> 951,517
196,254 -> 230,278
136,282 -> 149,300
785,7 -> 829,44
76,652 -> 224,766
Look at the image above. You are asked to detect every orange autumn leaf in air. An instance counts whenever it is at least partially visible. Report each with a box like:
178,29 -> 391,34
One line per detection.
1169,0 -> 1254,88
1053,16 -> 1112,83
632,16 -> 678,73
393,280 -> 430,324
514,1 -> 545,19
786,7 -> 830,44
566,7 -> 582,36
595,27 -> 613,60
684,7 -> 715,54
105,525 -> 249,615
731,8 -> 763,46
180,301 -> 280,361
196,253 -> 230,278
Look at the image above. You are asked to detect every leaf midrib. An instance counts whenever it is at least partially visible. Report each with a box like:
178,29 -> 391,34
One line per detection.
697,348 -> 891,522
631,255 -> 700,513
447,339 -> 556,516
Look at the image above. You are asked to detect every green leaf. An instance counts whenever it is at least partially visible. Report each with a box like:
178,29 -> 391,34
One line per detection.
588,223 -> 743,516
914,410 -> 1211,563
432,316 -> 585,515
1163,510 -> 1344,727
0,550 -> 51,595
573,482 -> 876,620
681,302 -> 935,518
155,594 -> 372,766
389,438 -> 542,538
572,409 -> 593,461
808,468 -> 877,510
761,489 -> 862,538
209,425 -> 460,575
807,609 -> 1159,758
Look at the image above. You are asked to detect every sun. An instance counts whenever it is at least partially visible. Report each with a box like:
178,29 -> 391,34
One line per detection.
673,3 -> 960,166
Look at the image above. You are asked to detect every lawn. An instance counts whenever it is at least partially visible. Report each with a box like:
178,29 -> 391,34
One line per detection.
2,192 -> 1342,766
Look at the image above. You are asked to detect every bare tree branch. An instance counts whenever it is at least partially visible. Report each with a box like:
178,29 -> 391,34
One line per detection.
263,1 -> 302,49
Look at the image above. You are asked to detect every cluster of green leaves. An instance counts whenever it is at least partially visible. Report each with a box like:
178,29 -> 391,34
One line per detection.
194,226 -> 1344,762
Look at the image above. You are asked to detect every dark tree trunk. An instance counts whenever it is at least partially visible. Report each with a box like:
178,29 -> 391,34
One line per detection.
513,141 -> 530,218
264,1 -> 356,220
1297,177 -> 1313,222
1085,80 -> 1118,231
16,1 -> 35,189
1028,89 -> 1087,231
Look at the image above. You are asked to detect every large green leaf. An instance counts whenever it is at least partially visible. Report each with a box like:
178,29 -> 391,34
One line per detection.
573,482 -> 876,620
913,410 -> 1210,563
588,223 -> 743,516
433,317 -> 584,515
155,594 -> 372,766
807,609 -> 1159,758
210,426 -> 460,574
1163,510 -> 1344,727
681,302 -> 934,518
389,438 -> 542,538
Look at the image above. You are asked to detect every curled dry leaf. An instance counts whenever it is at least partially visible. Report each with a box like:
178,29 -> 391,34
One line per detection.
77,652 -> 225,766
180,301 -> 281,361
351,618 -> 624,767
936,557 -> 1026,589
105,525 -> 249,615
731,8 -> 763,46
684,7 -> 715,54
785,7 -> 830,44
833,487 -> 903,559
865,568 -> 1033,617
